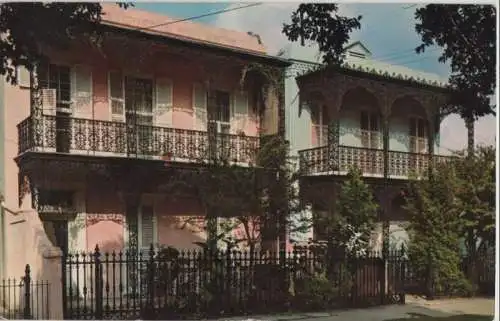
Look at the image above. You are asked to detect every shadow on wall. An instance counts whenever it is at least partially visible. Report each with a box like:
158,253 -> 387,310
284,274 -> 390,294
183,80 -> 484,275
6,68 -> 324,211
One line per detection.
3,192 -> 63,319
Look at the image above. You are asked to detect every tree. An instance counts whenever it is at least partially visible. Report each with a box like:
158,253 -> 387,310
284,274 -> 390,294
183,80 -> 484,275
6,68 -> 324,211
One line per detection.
414,5 -> 497,154
320,167 -> 378,256
404,161 -> 470,297
282,4 -> 362,65
453,145 -> 496,256
0,2 -> 131,84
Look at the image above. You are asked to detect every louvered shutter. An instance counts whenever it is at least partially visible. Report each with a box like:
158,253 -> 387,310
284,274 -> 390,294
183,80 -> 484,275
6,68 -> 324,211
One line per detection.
193,83 -> 207,130
409,118 -> 417,152
417,119 -> 428,153
370,113 -> 380,149
141,205 -> 155,254
231,90 -> 248,134
72,65 -> 92,117
41,89 -> 57,116
17,66 -> 31,88
109,72 -> 125,122
360,111 -> 369,148
154,78 -> 173,127
320,105 -> 328,146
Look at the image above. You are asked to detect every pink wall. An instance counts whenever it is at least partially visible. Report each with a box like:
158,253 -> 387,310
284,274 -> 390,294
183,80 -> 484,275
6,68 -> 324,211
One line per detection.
85,186 -> 125,252
42,40 -> 260,134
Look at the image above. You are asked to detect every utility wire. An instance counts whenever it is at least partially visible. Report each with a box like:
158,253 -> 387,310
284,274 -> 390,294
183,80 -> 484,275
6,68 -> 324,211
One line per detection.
136,3 -> 262,32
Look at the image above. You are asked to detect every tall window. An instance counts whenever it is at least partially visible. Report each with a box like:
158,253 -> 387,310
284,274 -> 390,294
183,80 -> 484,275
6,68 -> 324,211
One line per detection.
311,104 -> 329,147
213,90 -> 231,134
360,111 -> 380,149
409,117 -> 428,153
38,64 -> 71,109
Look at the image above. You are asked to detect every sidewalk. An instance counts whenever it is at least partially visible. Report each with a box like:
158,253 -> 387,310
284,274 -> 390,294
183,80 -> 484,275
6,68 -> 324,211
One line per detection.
216,297 -> 495,321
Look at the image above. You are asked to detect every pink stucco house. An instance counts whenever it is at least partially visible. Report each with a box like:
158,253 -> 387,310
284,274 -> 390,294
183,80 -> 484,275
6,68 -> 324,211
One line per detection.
0,3 -> 290,282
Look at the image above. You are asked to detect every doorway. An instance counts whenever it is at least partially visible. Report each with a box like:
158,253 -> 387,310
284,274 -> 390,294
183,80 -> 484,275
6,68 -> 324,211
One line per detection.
125,77 -> 154,156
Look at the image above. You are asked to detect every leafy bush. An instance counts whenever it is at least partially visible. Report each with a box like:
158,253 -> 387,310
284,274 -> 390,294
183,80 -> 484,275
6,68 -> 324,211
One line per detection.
294,272 -> 350,311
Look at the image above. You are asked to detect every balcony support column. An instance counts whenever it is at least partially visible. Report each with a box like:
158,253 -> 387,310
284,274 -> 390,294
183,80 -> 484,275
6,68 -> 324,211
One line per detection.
30,64 -> 44,149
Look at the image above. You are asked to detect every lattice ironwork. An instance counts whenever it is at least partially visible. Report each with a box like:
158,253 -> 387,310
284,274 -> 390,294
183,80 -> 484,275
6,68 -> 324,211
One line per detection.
299,145 -> 455,178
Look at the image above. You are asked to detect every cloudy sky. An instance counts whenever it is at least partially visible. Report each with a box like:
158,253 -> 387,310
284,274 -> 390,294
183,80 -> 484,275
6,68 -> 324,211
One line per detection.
135,2 -> 497,153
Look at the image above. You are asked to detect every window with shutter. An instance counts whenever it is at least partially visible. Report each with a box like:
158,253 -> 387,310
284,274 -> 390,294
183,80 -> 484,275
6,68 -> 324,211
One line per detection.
140,205 -> 155,252
360,111 -> 380,149
231,90 -> 248,134
38,64 -> 72,109
193,83 -> 207,130
154,78 -> 173,127
409,117 -> 428,153
72,65 -> 92,116
17,66 -> 31,88
109,72 -> 125,122
311,105 -> 328,147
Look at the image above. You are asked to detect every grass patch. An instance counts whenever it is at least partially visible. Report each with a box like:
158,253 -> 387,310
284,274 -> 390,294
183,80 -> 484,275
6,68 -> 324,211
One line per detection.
386,315 -> 493,321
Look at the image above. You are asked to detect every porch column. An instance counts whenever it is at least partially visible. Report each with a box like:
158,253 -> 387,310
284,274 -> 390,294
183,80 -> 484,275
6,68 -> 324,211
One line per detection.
30,64 -> 44,149
124,192 -> 141,253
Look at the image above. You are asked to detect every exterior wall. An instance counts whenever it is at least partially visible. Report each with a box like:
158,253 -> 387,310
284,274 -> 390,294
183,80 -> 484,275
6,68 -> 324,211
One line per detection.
12,39 -> 260,133
0,76 -> 5,279
284,60 -> 316,157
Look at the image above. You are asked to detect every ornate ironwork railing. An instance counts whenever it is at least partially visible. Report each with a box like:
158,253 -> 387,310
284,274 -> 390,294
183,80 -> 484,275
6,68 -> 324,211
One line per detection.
17,115 -> 259,164
299,145 -> 455,178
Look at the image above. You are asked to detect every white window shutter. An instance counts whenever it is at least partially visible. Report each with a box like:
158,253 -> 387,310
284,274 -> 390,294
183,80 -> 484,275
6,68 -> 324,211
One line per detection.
17,66 -> 31,88
231,90 -> 248,134
109,72 -> 125,122
41,89 -> 56,116
193,83 -> 207,131
71,65 -> 92,116
154,78 -> 173,127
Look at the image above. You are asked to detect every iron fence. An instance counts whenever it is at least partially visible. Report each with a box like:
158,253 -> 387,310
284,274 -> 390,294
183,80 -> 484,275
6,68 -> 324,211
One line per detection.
404,249 -> 495,298
0,265 -> 50,319
63,246 -> 406,320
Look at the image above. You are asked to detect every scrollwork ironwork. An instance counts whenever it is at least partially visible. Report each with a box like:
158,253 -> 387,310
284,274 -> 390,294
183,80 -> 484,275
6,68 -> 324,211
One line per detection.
17,115 -> 259,165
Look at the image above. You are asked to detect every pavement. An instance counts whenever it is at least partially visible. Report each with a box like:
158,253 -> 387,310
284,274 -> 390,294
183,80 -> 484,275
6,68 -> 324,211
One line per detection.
216,296 -> 496,321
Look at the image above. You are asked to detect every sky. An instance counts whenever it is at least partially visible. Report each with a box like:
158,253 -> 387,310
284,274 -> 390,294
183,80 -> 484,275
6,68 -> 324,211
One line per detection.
134,2 -> 497,154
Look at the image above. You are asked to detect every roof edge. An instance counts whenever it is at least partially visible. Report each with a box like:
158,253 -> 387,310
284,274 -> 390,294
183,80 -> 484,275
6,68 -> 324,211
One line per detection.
101,22 -> 291,67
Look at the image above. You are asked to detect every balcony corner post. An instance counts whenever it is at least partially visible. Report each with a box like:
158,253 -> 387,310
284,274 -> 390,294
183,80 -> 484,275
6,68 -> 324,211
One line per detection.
29,64 -> 44,149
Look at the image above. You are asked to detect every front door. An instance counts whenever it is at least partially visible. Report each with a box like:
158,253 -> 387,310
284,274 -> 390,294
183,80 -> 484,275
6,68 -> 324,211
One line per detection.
125,77 -> 154,156
53,221 -> 69,255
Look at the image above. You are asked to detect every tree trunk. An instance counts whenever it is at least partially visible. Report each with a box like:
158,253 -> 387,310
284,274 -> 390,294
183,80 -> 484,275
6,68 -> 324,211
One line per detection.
466,116 -> 475,156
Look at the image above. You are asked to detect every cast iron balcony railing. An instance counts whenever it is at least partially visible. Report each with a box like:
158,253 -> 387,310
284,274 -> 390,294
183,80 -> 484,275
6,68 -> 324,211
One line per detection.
298,145 -> 455,178
17,115 -> 259,165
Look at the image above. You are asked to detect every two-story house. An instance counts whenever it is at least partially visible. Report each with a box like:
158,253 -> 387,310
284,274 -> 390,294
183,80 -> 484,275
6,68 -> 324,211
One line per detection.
0,4 -> 289,280
283,41 -> 452,249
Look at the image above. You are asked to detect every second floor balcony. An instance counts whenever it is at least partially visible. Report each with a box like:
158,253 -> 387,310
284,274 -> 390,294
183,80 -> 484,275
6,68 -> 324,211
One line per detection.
17,115 -> 259,165
299,144 -> 454,179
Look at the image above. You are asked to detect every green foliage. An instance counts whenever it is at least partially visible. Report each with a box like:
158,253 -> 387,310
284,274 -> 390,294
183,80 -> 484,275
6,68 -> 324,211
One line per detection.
415,5 -> 496,151
404,161 -> 471,297
320,167 -> 378,255
283,4 -> 362,65
293,270 -> 352,310
0,3 -> 132,84
452,146 -> 496,253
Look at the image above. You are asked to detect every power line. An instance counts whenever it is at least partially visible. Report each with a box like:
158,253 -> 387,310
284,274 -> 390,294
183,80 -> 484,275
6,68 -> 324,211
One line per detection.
136,3 -> 262,32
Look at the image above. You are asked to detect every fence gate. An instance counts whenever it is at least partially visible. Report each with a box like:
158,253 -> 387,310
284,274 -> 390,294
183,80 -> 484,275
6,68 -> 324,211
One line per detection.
0,265 -> 50,319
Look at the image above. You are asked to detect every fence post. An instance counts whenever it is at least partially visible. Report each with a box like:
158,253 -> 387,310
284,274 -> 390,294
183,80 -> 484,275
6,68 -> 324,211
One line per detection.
94,245 -> 103,319
23,264 -> 31,319
399,245 -> 406,304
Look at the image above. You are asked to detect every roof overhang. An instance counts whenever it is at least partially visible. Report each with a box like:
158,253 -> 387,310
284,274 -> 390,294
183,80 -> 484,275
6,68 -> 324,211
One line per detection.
296,64 -> 451,94
100,22 -> 291,68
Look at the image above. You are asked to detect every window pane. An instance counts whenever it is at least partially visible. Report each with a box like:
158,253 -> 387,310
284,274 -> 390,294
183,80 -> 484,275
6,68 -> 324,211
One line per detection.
110,73 -> 123,98
370,113 -> 379,131
360,112 -> 369,130
418,119 -> 426,138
